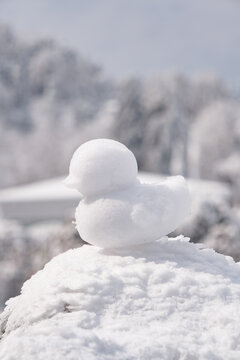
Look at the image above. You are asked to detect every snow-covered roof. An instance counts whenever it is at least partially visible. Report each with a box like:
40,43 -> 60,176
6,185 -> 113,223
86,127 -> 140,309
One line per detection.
0,177 -> 80,202
0,177 -> 81,224
1,236 -> 240,359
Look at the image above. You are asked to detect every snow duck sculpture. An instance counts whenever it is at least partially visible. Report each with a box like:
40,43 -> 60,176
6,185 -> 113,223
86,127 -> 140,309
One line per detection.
64,139 -> 190,248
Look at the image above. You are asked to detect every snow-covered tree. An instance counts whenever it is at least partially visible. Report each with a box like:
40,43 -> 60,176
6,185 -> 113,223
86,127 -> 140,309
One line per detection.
0,25 -> 113,188
189,100 -> 240,200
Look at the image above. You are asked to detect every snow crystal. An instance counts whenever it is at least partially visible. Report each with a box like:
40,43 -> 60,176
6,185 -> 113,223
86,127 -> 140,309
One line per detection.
1,237 -> 240,360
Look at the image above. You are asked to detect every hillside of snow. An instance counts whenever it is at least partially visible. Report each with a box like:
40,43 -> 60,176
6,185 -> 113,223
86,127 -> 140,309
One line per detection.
1,236 -> 240,360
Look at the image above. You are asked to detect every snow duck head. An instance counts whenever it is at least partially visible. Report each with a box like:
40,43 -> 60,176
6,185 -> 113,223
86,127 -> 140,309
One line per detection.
64,139 -> 138,197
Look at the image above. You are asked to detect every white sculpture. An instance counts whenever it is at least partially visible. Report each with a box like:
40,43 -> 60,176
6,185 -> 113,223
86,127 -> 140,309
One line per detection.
65,139 -> 190,248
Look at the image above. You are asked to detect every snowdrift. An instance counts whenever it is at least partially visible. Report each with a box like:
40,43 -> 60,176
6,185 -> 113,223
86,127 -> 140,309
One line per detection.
1,236 -> 240,359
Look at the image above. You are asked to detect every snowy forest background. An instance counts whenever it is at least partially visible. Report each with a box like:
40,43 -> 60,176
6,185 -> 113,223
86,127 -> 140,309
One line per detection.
0,24 -> 240,308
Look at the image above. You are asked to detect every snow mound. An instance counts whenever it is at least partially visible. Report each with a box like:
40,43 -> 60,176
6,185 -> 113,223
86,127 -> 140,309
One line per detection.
1,236 -> 240,360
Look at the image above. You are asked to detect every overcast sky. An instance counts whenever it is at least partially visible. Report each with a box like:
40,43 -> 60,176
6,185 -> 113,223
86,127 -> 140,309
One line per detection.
0,0 -> 240,87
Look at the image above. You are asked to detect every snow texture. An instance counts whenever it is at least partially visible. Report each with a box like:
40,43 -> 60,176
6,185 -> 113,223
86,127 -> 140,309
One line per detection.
65,139 -> 190,248
64,139 -> 138,197
1,237 -> 240,360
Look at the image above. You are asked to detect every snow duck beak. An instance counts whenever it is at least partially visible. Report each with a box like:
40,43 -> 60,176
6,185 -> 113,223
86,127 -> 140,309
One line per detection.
63,175 -> 80,189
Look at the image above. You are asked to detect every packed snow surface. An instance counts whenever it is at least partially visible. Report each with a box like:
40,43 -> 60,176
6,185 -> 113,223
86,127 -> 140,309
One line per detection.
65,139 -> 190,248
1,237 -> 240,360
64,139 -> 138,197
76,176 -> 190,248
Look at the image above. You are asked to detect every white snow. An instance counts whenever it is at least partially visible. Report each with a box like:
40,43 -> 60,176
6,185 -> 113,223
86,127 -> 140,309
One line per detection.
76,175 -> 190,248
0,178 -> 81,202
1,236 -> 240,360
64,139 -> 138,197
0,173 -> 229,227
66,139 -> 190,248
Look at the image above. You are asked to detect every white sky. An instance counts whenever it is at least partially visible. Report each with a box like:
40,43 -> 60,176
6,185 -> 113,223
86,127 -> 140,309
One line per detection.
0,0 -> 240,87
